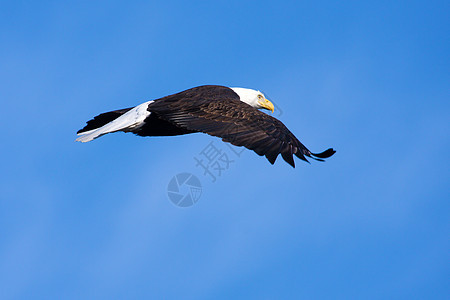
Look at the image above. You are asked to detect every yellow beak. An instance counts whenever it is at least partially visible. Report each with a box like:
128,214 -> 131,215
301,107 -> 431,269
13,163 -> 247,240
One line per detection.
259,98 -> 275,113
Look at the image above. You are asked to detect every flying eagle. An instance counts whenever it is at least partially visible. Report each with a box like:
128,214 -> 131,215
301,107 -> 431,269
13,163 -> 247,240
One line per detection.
76,85 -> 335,167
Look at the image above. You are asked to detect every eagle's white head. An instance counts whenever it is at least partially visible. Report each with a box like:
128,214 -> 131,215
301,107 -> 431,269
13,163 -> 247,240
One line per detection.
230,87 -> 274,113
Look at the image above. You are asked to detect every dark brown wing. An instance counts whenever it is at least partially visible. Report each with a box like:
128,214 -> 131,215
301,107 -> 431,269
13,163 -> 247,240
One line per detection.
147,85 -> 335,167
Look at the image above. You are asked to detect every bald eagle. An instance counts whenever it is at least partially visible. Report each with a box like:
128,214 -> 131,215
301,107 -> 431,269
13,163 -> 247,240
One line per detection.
76,85 -> 335,167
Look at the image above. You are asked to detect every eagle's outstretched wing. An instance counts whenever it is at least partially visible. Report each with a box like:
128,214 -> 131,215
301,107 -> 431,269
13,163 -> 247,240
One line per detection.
147,86 -> 335,167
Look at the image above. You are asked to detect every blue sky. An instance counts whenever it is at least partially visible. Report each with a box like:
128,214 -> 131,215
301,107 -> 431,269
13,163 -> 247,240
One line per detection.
0,1 -> 448,299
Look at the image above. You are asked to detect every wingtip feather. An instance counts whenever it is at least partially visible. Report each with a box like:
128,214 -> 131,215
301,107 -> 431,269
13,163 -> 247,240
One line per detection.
312,148 -> 336,159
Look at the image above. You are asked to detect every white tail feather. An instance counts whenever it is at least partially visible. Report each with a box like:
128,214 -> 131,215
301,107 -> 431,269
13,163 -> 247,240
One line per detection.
76,101 -> 153,143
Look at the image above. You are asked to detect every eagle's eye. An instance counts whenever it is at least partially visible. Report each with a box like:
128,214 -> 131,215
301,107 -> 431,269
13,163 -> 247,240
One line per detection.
257,94 -> 263,100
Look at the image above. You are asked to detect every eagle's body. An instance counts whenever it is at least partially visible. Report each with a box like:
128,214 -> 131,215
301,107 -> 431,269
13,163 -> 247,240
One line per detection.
76,85 -> 335,167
